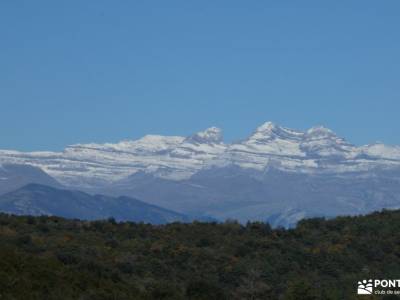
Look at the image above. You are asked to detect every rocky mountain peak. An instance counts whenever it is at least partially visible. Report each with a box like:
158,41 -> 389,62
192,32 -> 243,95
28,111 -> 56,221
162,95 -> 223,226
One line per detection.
186,127 -> 223,144
248,122 -> 304,142
305,126 -> 338,139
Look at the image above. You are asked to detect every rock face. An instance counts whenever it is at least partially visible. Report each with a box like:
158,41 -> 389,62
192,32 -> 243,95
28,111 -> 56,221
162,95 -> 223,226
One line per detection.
1,122 -> 400,226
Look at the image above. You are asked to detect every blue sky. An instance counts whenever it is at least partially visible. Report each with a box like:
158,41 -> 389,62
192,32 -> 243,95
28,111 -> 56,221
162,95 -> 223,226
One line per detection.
1,1 -> 399,151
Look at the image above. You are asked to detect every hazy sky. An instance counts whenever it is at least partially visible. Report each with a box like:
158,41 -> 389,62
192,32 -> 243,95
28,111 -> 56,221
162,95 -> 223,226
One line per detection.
1,1 -> 399,151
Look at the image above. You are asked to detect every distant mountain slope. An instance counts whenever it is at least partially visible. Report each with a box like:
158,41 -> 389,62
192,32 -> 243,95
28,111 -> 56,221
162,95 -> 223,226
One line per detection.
0,184 -> 188,224
0,164 -> 62,196
102,166 -> 400,227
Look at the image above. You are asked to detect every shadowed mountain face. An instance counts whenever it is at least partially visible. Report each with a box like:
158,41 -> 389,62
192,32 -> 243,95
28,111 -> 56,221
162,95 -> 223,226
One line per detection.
0,164 -> 62,196
0,184 -> 189,224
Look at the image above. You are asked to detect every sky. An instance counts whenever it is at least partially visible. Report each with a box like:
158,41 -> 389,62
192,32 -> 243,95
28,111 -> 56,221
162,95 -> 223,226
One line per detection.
1,1 -> 399,151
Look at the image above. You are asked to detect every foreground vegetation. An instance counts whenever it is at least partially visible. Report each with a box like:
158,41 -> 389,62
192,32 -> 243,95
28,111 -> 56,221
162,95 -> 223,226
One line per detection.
1,210 -> 400,299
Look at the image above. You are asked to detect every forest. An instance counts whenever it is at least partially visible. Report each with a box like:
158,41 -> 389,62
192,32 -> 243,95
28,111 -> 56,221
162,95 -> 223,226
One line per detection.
1,210 -> 400,299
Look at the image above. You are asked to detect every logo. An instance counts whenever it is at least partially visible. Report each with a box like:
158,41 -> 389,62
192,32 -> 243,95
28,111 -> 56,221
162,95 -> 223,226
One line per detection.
358,279 -> 373,295
357,279 -> 400,296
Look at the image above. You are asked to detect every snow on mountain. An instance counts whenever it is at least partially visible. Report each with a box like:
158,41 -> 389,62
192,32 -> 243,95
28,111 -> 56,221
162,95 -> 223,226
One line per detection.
214,122 -> 308,171
0,122 -> 399,189
217,123 -> 400,174
358,143 -> 400,160
0,128 -> 226,187
185,127 -> 223,144
301,126 -> 356,158
241,122 -> 305,156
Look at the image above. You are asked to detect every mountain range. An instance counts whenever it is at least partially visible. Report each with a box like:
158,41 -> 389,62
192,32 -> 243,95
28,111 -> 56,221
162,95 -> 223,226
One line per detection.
1,122 -> 400,226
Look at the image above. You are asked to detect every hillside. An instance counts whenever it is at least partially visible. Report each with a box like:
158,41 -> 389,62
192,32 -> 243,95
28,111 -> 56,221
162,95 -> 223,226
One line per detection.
0,184 -> 188,224
0,210 -> 399,299
0,164 -> 62,196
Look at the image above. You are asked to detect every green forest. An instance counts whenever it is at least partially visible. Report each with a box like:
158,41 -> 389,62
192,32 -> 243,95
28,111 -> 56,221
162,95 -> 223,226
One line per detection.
1,210 -> 400,300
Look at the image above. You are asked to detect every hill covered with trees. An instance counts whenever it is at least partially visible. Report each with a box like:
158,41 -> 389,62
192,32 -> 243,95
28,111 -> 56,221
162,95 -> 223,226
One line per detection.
1,210 -> 400,299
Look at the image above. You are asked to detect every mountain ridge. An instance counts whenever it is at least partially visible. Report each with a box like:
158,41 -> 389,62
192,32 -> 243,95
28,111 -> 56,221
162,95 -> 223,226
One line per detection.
0,183 -> 190,224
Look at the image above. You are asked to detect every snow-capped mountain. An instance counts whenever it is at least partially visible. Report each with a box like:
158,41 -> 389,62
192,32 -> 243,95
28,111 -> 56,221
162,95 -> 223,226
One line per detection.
1,121 -> 400,226
0,122 -> 400,189
0,127 -> 226,187
217,122 -> 400,174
